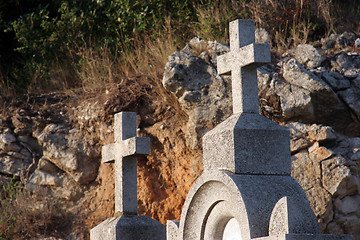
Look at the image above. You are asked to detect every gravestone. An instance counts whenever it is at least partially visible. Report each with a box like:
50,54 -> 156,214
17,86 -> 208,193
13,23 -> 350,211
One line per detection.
90,112 -> 165,240
166,19 -> 353,240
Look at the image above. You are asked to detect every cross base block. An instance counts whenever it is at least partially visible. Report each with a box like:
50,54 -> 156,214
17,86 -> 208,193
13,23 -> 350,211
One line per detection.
254,234 -> 353,240
90,215 -> 166,240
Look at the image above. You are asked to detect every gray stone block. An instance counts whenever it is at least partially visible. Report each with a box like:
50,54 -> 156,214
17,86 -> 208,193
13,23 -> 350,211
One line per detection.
166,220 -> 179,240
177,170 -> 314,240
90,215 -> 166,240
269,196 -> 320,235
217,19 -> 270,114
203,113 -> 291,175
255,234 -> 353,240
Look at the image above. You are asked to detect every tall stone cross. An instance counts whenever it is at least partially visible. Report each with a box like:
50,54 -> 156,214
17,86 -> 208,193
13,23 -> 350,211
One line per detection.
102,112 -> 150,215
217,19 -> 270,114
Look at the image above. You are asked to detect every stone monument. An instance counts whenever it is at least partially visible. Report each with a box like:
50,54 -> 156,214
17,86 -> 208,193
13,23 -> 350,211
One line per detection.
90,112 -> 165,240
166,19 -> 353,240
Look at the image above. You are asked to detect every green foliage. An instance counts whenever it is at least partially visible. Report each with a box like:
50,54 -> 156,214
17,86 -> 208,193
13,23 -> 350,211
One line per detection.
0,0 -> 359,94
0,0 -> 199,93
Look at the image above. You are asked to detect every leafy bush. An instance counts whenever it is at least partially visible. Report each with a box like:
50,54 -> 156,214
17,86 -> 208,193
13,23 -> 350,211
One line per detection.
0,0 -> 359,94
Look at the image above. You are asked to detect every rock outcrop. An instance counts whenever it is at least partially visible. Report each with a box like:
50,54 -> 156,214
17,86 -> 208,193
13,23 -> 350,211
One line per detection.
1,30 -> 360,239
162,35 -> 360,239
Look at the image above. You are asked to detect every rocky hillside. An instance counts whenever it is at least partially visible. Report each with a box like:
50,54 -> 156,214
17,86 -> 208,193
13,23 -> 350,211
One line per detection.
1,31 -> 360,239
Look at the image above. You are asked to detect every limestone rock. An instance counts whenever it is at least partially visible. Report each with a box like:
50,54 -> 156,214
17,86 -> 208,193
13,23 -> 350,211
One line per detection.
305,183 -> 333,218
286,123 -> 337,153
308,124 -> 337,143
331,52 -> 360,78
37,157 -> 60,173
162,39 -> 232,149
291,150 -> 321,191
295,44 -> 325,68
272,79 -> 314,121
321,156 -> 351,195
338,80 -> 360,120
308,142 -> 335,161
320,71 -> 351,91
34,124 -> 98,184
321,33 -> 356,49
0,154 -> 32,176
282,58 -> 350,127
334,195 -> 360,215
29,169 -> 61,186
255,28 -> 271,45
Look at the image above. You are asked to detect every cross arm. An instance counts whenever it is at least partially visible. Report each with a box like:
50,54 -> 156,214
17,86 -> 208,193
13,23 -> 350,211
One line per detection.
237,43 -> 271,67
102,137 -> 150,163
217,52 -> 232,75
217,43 -> 271,76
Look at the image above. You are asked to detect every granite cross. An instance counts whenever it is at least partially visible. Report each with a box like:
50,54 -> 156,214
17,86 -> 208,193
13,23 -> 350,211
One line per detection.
217,19 -> 271,114
102,112 -> 150,215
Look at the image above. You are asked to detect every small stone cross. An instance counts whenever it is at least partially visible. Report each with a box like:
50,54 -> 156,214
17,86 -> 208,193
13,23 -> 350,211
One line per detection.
102,112 -> 150,215
217,19 -> 270,114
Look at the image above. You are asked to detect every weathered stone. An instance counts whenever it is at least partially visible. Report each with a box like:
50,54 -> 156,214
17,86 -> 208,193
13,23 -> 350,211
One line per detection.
90,215 -> 166,240
273,80 -> 314,121
333,175 -> 360,199
0,132 -> 16,144
0,155 -> 32,176
355,38 -> 360,48
321,156 -> 351,195
337,32 -> 356,48
308,142 -> 335,161
331,52 -> 360,78
34,124 -> 98,184
305,184 -> 332,217
282,58 -> 350,126
295,44 -> 325,68
321,32 -> 356,49
321,71 -> 351,91
308,124 -> 337,143
321,33 -> 338,49
291,150 -> 320,191
203,113 -> 291,175
334,195 -> 360,215
333,215 -> 360,236
0,142 -> 21,152
255,28 -> 271,45
338,87 -> 360,120
162,46 -> 232,149
11,114 -> 33,135
29,169 -> 61,186
269,196 -> 319,235
102,112 -> 150,215
37,157 -> 60,173
91,112 -> 165,240
286,123 -> 312,153
283,58 -> 330,92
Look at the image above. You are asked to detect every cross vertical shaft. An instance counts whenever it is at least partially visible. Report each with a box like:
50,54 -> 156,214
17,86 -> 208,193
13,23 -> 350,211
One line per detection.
102,112 -> 150,215
217,19 -> 270,114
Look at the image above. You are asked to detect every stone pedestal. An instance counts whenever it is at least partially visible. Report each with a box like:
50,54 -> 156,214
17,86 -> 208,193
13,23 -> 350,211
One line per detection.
166,19 -> 354,240
91,215 -> 165,240
90,112 -> 165,240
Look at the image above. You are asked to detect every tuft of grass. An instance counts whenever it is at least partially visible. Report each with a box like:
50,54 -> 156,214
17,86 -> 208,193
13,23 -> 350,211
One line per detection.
75,42 -> 119,94
0,177 -> 62,239
2,0 -> 360,96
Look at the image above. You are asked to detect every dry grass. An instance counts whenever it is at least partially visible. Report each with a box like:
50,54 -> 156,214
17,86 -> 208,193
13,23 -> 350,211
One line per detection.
0,179 -> 63,239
